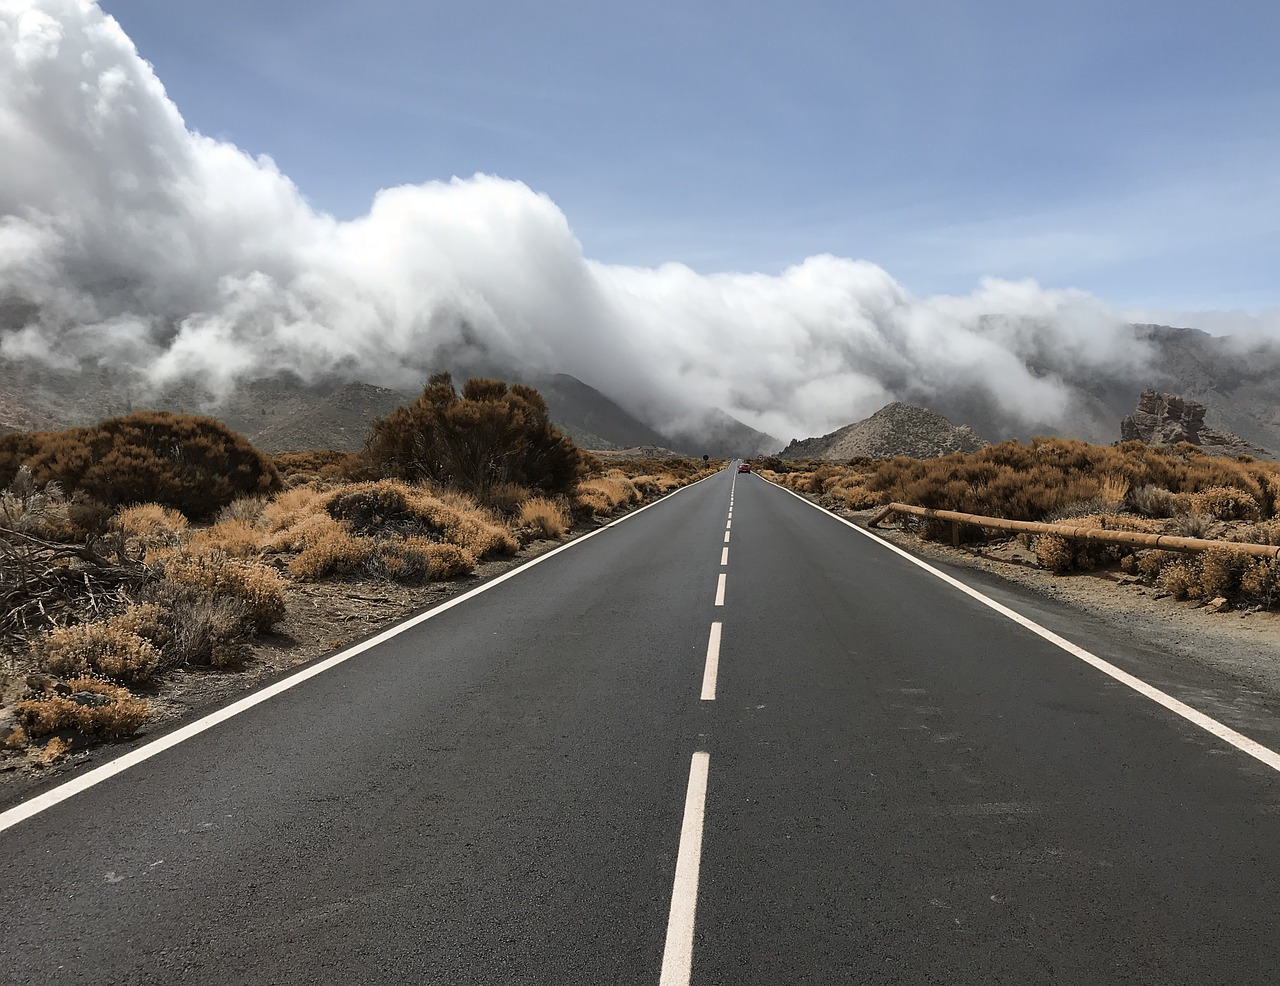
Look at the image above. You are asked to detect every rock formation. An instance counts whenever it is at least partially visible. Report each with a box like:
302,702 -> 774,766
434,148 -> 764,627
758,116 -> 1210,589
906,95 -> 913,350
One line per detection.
1120,390 -> 1266,457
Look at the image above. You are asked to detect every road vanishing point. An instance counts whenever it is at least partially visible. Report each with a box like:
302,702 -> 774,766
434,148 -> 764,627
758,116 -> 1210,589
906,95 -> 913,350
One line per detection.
3,466 -> 1280,984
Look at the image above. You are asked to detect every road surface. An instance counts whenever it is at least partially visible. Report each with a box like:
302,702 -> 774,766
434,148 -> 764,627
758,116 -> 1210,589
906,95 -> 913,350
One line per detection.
3,466 -> 1279,984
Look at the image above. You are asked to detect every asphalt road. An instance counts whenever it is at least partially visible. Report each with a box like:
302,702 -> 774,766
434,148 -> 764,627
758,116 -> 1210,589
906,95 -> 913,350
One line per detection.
3,467 -> 1280,985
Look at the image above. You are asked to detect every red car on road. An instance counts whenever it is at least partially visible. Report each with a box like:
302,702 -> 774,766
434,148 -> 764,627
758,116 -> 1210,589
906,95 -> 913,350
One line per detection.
737,462 -> 751,473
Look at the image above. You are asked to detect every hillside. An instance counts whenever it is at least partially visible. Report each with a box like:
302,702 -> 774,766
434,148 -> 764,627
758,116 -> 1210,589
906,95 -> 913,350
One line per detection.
780,403 -> 989,460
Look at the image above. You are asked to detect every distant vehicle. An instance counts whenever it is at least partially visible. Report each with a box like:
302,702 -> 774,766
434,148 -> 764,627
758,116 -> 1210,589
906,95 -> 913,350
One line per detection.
737,462 -> 751,473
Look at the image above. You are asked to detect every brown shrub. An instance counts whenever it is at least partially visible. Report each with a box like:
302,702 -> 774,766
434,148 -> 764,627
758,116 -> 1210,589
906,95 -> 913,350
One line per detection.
323,480 -> 516,558
160,550 -> 287,631
518,497 -> 570,538
1190,486 -> 1260,521
363,374 -> 589,498
34,620 -> 161,684
189,519 -> 263,557
865,438 -> 1278,523
216,497 -> 268,526
1128,484 -> 1185,519
112,503 -> 190,552
18,677 -> 148,740
1198,548 -> 1249,599
0,466 -> 72,538
1241,560 -> 1280,607
1158,557 -> 1202,600
10,413 -> 280,520
576,475 -> 640,516
145,583 -> 254,668
272,450 -> 361,483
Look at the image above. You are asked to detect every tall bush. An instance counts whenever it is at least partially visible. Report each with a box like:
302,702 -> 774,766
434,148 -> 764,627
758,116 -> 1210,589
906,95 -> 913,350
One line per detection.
2,413 -> 280,519
363,374 -> 589,497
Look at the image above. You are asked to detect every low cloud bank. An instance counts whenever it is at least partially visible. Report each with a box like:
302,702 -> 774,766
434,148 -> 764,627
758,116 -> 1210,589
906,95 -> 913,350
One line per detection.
1,1 -> 1177,444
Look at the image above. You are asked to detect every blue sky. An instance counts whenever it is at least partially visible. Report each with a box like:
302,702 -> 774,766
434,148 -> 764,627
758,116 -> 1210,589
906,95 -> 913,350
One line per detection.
98,0 -> 1280,312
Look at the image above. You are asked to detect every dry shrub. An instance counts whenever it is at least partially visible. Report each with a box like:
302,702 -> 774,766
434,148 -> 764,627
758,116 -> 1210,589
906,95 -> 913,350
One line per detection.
1128,484 -> 1185,519
1099,472 -> 1131,508
272,450 -> 361,483
289,528 -> 373,580
0,466 -> 71,538
160,549 -> 286,631
1158,557 -> 1201,600
216,497 -> 267,526
34,619 -> 161,684
1191,486 -> 1260,521
1032,514 -> 1158,573
18,677 -> 148,740
1137,550 -> 1176,579
827,483 -> 880,510
267,511 -> 341,553
146,583 -> 254,668
865,438 -> 1279,525
1198,548 -> 1249,599
1232,521 -> 1280,546
323,480 -> 516,558
189,519 -> 263,557
112,503 -> 189,552
290,529 -> 474,582
518,497 -> 570,538
482,482 -> 533,517
1170,513 -> 1214,538
5,726 -> 28,750
1241,560 -> 1280,607
576,475 -> 640,516
260,485 -> 328,534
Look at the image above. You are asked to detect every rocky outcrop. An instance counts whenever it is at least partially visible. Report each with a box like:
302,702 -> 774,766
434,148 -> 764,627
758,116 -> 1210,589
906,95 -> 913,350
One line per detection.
780,402 -> 989,461
1120,390 -> 1267,457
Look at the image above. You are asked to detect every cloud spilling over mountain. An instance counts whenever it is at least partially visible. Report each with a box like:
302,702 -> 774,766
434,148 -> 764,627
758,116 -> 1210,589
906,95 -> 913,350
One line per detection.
0,1 -> 1241,447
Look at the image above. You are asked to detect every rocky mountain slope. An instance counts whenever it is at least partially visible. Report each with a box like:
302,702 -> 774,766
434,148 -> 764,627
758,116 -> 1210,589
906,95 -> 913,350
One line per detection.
779,403 -> 989,460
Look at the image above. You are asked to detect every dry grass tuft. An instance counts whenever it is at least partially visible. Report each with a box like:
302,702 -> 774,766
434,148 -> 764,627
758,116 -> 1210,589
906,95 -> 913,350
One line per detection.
517,497 -> 570,539
112,503 -> 189,552
31,736 -> 73,767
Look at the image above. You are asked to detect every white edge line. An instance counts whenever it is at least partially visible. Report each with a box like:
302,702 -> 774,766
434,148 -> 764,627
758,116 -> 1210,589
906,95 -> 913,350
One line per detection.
700,622 -> 722,701
765,481 -> 1280,774
658,750 -> 711,986
714,573 -> 727,607
0,470 -> 729,835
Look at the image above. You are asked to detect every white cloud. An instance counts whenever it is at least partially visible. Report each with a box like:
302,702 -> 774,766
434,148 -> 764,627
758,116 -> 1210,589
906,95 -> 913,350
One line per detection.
0,0 -> 1208,444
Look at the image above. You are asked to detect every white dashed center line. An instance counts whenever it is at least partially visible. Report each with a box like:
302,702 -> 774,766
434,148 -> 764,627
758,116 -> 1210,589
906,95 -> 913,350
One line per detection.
723,531 -> 730,543
658,752 -> 711,986
701,622 -> 722,700
720,547 -> 729,566
714,573 -> 727,606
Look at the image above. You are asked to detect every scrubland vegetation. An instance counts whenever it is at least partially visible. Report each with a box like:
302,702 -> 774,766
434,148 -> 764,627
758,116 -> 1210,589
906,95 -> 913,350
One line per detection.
760,438 -> 1280,611
0,375 -> 717,768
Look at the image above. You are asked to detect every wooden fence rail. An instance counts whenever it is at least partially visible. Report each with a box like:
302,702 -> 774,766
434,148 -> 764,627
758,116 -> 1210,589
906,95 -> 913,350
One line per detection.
867,503 -> 1280,561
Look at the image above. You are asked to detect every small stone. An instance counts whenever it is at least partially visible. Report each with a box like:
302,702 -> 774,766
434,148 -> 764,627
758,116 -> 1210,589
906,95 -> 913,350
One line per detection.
69,691 -> 112,708
1153,591 -> 1171,600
